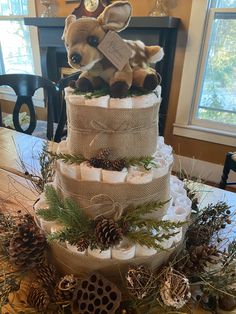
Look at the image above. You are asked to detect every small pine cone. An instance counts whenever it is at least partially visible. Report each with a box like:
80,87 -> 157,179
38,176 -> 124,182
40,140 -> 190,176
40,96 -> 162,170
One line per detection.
89,157 -> 102,168
95,217 -> 123,249
111,159 -> 127,171
27,285 -> 50,311
9,215 -> 46,269
100,158 -> 113,170
34,261 -> 58,288
76,238 -> 89,252
96,148 -> 111,160
55,275 -> 78,302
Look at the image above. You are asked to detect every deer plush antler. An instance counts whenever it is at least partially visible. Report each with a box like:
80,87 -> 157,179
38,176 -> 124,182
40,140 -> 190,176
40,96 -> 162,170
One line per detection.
63,1 -> 164,98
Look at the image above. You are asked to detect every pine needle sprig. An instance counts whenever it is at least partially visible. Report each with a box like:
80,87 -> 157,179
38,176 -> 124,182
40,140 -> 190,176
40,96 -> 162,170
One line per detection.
125,156 -> 157,170
47,151 -> 86,165
39,142 -> 55,190
121,200 -> 169,225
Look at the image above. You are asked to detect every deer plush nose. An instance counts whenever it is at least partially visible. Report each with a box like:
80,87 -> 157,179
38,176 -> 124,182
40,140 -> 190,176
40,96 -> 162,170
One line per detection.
71,53 -> 82,64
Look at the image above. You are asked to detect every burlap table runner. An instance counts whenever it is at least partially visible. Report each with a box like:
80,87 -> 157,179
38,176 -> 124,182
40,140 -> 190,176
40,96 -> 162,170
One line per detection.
55,169 -> 170,220
66,98 -> 160,159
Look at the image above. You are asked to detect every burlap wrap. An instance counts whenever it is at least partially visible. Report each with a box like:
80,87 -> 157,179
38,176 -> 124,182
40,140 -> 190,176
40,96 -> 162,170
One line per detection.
55,169 -> 170,220
66,98 -> 160,159
49,241 -> 175,286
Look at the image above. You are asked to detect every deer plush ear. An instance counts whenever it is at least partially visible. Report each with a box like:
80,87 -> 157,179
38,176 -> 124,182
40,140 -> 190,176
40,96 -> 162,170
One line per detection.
62,14 -> 76,40
98,1 -> 132,32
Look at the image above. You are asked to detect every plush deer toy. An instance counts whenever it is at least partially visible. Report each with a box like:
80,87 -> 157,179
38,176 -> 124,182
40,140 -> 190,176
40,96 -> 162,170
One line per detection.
62,1 -> 164,98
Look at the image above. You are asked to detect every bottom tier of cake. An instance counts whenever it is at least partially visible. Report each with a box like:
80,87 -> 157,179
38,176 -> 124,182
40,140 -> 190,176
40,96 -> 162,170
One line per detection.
35,175 -> 191,283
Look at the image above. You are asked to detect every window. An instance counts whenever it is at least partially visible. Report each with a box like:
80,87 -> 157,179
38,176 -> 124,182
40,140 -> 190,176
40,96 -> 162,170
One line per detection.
174,0 -> 236,146
0,0 -> 39,74
0,0 -> 42,102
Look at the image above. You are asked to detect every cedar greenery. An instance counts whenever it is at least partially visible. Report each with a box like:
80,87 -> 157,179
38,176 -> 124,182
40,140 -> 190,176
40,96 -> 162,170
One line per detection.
37,186 -> 184,250
47,151 -> 157,170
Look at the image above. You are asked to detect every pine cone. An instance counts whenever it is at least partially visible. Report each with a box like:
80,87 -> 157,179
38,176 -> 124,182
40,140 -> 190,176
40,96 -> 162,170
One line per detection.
34,261 -> 58,288
96,148 -> 111,160
179,245 -> 219,275
95,217 -> 123,249
111,159 -> 127,171
55,274 -> 78,302
27,285 -> 50,311
9,215 -> 46,269
186,225 -> 211,248
76,238 -> 89,252
89,157 -> 102,168
100,159 -> 113,170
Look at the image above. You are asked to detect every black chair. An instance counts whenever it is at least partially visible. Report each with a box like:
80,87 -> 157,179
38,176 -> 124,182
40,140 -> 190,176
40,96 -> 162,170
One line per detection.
54,72 -> 80,142
0,74 -> 57,140
219,152 -> 236,189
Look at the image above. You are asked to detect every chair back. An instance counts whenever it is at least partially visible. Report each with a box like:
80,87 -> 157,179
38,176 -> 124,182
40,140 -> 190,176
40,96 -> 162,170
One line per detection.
54,72 -> 80,142
0,74 -> 57,139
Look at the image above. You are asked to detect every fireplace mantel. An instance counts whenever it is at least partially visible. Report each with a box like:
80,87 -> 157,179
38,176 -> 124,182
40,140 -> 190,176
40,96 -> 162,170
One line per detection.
24,16 -> 180,134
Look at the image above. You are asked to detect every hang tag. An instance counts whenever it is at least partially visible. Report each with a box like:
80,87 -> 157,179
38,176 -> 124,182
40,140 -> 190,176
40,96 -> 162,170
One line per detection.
98,31 -> 132,71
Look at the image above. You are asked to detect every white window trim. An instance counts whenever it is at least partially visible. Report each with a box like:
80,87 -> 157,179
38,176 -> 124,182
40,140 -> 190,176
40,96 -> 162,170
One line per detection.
0,1 -> 43,106
173,0 -> 236,147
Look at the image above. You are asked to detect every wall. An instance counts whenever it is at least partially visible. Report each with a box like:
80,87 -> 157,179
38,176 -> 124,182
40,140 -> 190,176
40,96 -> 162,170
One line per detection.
35,0 -> 234,167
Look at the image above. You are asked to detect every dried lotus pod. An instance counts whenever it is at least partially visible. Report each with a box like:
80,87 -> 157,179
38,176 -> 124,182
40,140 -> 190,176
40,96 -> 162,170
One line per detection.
72,272 -> 121,314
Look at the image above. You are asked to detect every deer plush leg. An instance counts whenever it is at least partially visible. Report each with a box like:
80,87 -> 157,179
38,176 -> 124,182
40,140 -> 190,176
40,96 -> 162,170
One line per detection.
110,64 -> 133,98
133,67 -> 158,92
77,71 -> 94,92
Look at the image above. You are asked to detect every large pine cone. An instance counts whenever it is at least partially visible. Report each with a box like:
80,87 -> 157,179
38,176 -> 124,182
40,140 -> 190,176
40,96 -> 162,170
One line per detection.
179,245 -> 219,275
95,217 -> 123,249
27,285 -> 50,311
34,261 -> 58,288
9,215 -> 46,269
186,225 -> 211,248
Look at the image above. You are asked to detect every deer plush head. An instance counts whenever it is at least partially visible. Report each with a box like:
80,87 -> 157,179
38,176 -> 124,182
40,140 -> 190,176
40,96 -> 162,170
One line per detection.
63,1 -> 164,98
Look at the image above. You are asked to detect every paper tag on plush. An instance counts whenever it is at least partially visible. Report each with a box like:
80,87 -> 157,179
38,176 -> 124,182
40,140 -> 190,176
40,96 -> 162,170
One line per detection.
98,31 -> 132,71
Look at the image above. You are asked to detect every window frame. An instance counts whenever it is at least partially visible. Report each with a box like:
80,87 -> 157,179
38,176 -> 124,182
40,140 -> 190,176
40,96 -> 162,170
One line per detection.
0,1 -> 42,105
173,0 -> 236,147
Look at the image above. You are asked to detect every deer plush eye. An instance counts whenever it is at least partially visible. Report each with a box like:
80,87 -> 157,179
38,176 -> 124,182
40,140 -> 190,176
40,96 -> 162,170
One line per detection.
87,36 -> 99,47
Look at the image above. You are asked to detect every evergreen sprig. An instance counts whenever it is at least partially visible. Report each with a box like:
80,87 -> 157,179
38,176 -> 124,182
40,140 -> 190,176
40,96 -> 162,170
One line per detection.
47,151 -> 86,165
125,156 -> 157,170
47,151 -> 157,170
37,186 -> 185,251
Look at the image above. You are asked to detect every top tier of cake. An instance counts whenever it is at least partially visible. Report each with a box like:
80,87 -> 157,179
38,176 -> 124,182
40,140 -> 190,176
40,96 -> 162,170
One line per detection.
65,87 -> 161,160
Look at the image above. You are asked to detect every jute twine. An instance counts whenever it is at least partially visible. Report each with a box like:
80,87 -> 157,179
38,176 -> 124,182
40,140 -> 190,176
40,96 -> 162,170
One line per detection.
66,98 -> 160,159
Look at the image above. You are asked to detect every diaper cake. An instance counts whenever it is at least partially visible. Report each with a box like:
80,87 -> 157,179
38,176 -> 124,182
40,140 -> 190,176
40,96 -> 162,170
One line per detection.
35,1 -> 192,313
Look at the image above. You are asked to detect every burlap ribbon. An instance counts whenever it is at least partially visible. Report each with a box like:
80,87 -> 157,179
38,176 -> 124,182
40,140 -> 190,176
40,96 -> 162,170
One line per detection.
48,241 -> 175,287
55,169 -> 170,219
66,99 -> 160,159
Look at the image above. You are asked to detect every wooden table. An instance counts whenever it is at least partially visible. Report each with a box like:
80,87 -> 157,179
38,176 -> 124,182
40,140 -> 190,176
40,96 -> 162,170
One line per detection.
0,127 -> 235,314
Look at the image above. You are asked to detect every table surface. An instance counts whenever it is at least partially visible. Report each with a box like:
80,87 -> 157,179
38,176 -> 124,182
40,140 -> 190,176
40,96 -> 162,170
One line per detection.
0,127 -> 235,314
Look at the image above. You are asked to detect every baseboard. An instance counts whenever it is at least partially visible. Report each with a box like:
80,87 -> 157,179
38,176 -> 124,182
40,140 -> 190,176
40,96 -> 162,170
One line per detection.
173,154 -> 236,186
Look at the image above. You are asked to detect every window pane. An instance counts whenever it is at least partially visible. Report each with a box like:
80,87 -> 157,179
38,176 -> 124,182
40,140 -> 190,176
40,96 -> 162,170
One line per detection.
197,18 -> 236,126
0,0 -> 28,16
0,20 -> 34,74
214,0 -> 236,8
